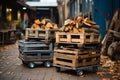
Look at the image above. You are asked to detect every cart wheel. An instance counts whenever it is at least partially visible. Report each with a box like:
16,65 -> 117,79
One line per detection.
28,62 -> 35,68
76,70 -> 83,76
44,61 -> 52,68
56,67 -> 61,72
22,60 -> 28,65
92,66 -> 98,72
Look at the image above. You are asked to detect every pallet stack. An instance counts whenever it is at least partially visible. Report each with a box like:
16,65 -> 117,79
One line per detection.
18,19 -> 58,68
53,17 -> 101,75
25,19 -> 58,42
54,48 -> 100,68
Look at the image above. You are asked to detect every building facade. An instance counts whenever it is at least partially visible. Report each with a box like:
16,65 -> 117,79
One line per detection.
59,0 -> 120,39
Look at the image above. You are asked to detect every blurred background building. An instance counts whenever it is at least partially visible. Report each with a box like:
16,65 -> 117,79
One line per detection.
26,0 -> 59,26
56,0 -> 120,39
0,0 -> 120,39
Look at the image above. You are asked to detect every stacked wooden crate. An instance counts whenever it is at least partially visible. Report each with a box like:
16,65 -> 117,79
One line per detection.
19,40 -> 53,61
25,19 -> 58,42
18,40 -> 54,68
56,32 -> 101,48
54,48 -> 100,69
53,17 -> 101,75
18,19 -> 58,68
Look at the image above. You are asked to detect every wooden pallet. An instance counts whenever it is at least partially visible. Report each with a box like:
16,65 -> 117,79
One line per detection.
18,40 -> 54,61
53,48 -> 100,69
25,28 -> 58,40
56,32 -> 101,45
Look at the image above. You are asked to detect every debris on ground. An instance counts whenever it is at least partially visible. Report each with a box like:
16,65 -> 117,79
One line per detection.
98,55 -> 120,80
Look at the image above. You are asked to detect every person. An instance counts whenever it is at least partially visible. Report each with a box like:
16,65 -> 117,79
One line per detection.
31,19 -> 41,29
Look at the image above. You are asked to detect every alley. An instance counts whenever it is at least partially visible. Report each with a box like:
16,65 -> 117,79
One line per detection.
0,42 -> 106,80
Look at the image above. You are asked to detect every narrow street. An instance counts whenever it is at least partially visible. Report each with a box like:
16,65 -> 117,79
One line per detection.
0,42 -> 108,80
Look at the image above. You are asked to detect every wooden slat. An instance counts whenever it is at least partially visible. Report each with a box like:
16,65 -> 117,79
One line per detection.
54,49 -> 79,55
79,53 -> 100,59
77,59 -> 100,67
54,53 -> 77,60
53,57 -> 76,68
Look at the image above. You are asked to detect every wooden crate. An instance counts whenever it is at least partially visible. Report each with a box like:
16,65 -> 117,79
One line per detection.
56,32 -> 101,46
53,48 -> 100,69
25,28 -> 58,40
18,40 -> 54,61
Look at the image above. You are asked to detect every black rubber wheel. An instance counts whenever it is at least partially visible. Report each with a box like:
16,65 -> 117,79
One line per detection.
28,62 -> 35,68
76,70 -> 83,76
56,67 -> 61,72
44,61 -> 52,68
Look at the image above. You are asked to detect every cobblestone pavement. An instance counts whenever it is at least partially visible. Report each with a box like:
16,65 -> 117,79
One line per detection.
0,42 -> 110,80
